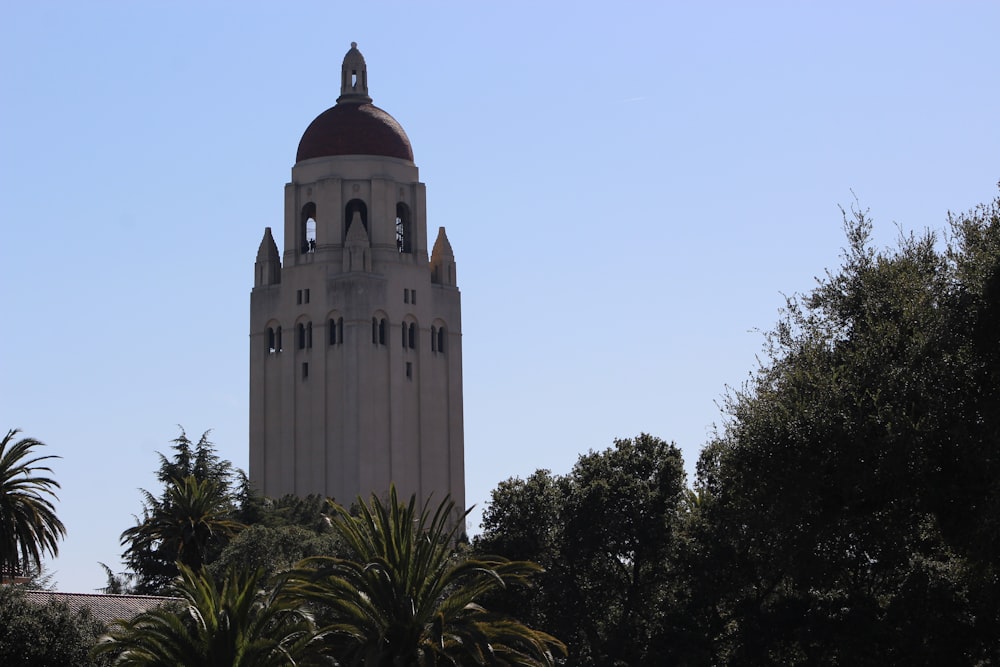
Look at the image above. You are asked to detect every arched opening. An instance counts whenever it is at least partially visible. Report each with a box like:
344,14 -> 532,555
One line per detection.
408,322 -> 416,349
396,202 -> 412,254
300,203 -> 317,253
372,316 -> 387,346
437,326 -> 445,354
329,318 -> 343,346
344,199 -> 368,240
267,327 -> 276,354
298,323 -> 307,350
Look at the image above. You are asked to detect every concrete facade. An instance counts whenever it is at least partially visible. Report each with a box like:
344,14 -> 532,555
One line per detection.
249,44 -> 464,514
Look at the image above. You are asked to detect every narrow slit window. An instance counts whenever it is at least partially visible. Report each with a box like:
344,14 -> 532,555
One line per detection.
437,327 -> 445,354
302,362 -> 309,379
267,328 -> 276,354
306,322 -> 313,348
408,322 -> 415,349
431,326 -> 437,352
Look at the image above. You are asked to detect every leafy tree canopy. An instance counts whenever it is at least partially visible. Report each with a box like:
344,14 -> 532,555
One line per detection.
0,584 -> 110,667
695,193 -> 1000,664
476,434 -> 691,666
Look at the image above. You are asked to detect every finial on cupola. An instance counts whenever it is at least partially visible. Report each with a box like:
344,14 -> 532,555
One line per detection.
338,41 -> 372,104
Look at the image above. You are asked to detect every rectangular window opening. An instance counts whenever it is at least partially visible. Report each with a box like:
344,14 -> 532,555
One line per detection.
406,361 -> 412,379
301,362 -> 309,379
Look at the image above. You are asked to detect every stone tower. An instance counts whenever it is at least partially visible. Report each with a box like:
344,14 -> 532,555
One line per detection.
249,43 -> 464,513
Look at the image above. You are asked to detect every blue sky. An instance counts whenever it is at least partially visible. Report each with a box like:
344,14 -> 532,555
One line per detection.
2,2 -> 997,593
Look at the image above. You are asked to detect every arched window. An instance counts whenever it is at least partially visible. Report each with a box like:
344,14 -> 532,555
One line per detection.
401,321 -> 416,349
298,323 -> 307,350
329,317 -> 343,346
437,326 -> 445,354
344,199 -> 368,240
267,327 -> 276,354
300,203 -> 317,254
396,202 -> 412,254
372,317 -> 387,346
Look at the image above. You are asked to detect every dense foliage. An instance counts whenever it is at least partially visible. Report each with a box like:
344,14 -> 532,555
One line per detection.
690,197 -> 1000,664
119,432 -> 349,594
476,435 -> 692,666
0,585 -> 110,667
477,193 -> 1000,664
119,430 -> 242,594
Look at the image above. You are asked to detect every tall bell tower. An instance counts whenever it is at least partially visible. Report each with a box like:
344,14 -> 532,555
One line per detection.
249,43 -> 464,513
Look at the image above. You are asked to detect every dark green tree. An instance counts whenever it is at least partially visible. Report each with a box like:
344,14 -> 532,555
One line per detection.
694,194 -> 1000,664
209,524 -> 343,583
120,430 -> 241,594
282,485 -> 565,666
0,428 -> 66,580
122,476 -> 243,575
0,584 -> 110,667
476,434 -> 691,666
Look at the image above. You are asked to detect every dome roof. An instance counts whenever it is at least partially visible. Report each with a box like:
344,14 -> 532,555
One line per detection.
295,42 -> 414,163
296,103 -> 413,163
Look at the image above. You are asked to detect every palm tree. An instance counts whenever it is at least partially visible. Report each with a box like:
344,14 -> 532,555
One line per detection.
122,475 -> 243,591
282,486 -> 566,666
0,428 -> 66,580
94,564 -> 324,666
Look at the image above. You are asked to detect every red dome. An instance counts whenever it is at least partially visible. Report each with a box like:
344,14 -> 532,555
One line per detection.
296,103 -> 413,163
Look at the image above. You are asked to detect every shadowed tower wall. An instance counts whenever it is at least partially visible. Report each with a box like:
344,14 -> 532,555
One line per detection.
249,43 -> 464,513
